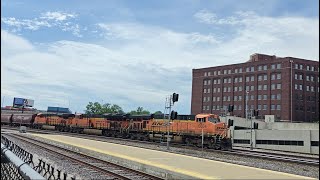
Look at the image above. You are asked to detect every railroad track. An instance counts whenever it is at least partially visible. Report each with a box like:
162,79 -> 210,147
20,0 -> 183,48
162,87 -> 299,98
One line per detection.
2,126 -> 319,166
3,133 -> 163,180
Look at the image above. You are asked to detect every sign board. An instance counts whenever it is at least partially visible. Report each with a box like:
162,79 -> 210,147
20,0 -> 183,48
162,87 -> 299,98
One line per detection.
13,97 -> 34,107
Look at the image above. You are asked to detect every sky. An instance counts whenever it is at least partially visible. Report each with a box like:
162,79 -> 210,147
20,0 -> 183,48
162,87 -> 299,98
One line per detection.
1,0 -> 319,114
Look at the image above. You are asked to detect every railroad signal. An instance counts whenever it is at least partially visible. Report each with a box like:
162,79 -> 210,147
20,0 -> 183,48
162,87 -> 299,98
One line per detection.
170,111 -> 178,120
172,93 -> 179,103
228,119 -> 234,128
253,110 -> 259,116
228,104 -> 234,112
254,122 -> 259,129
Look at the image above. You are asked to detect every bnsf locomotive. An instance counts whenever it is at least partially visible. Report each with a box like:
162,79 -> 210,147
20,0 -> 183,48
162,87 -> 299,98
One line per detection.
1,113 -> 232,149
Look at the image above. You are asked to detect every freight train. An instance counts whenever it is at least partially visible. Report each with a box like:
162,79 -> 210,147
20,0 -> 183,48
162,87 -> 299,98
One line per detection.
1,113 -> 232,150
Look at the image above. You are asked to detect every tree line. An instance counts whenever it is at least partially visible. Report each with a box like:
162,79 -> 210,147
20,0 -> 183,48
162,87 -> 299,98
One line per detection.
85,102 -> 162,115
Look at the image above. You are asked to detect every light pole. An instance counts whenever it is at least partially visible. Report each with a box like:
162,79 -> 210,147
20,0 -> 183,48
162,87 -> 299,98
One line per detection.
290,60 -> 293,123
246,90 -> 253,150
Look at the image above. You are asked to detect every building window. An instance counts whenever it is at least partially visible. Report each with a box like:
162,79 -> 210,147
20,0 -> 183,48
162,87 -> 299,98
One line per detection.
224,70 -> 227,74
258,85 -> 262,90
234,105 -> 237,110
250,86 -> 254,91
307,65 -> 310,71
239,96 -> 242,101
203,106 -> 206,110
258,66 -> 262,71
299,74 -> 303,80
224,78 -> 227,83
234,96 -> 238,101
217,106 -> 220,110
277,64 -> 281,69
208,89 -> 211,93
307,86 -> 310,91
295,74 -> 298,80
218,71 -> 221,75
263,85 -> 268,90
258,95 -> 262,100
208,80 -> 211,85
228,87 -> 231,92
204,89 -> 207,93
234,139 -> 250,144
311,66 -> 314,71
217,97 -> 220,101
295,64 -> 298,69
263,105 -> 267,110
311,141 -> 319,147
250,105 -> 254,110
204,72 -> 207,76
299,84 -> 303,90
223,87 -> 227,92
306,75 -> 310,81
212,106 -> 216,110
217,79 -> 220,84
311,86 -> 314,92
246,76 -> 250,82
239,77 -> 242,82
271,64 -> 276,69
271,74 -> 276,80
239,86 -> 242,91
228,78 -> 232,83
251,95 -> 254,100
234,86 -> 238,92
263,95 -> 267,100
258,75 -> 262,81
311,76 -> 314,82
238,105 -> 242,110
212,97 -> 216,101
271,104 -> 275,110
256,140 -> 304,146
223,96 -> 226,101
277,73 -> 281,80
277,84 -> 281,89
208,72 -> 211,76
228,70 -> 231,74
251,76 -> 254,81
295,84 -> 298,90
263,65 -> 267,70
277,94 -> 281,100
271,94 -> 276,100
213,71 -> 216,76
234,77 -> 238,83
217,88 -> 220,92
246,86 -> 250,91
258,105 -> 261,110
277,105 -> 281,110
300,64 -> 303,70
264,74 -> 268,81
271,84 -> 275,90
227,96 -> 231,101
235,69 -> 238,73
239,68 -> 242,73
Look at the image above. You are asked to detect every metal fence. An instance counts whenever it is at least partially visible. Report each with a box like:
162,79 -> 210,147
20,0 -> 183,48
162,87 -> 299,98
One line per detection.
1,135 -> 75,180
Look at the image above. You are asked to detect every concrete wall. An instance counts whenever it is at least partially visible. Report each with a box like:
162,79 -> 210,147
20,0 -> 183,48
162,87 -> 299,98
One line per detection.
231,129 -> 319,154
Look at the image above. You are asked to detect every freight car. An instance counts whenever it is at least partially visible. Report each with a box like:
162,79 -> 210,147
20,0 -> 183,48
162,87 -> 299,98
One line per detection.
1,113 -> 232,149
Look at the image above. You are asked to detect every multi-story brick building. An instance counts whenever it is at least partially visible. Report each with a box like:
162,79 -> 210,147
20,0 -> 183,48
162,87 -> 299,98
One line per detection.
191,53 -> 319,122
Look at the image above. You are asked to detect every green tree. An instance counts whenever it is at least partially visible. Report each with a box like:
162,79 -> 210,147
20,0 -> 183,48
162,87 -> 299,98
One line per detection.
154,111 -> 163,114
85,102 -> 124,115
129,107 -> 150,115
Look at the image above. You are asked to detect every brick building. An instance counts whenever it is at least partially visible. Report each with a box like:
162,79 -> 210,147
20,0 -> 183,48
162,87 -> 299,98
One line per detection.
191,53 -> 319,122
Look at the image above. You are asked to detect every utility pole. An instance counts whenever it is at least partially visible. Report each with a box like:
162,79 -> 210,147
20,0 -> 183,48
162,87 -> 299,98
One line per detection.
165,95 -> 172,150
246,90 -> 253,150
290,60 -> 293,123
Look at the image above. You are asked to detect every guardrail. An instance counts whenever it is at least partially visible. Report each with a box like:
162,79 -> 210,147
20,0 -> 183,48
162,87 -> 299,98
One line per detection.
1,135 -> 75,180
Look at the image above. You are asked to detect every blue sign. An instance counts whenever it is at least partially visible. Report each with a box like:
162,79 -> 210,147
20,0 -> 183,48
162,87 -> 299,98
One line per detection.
13,98 -> 25,106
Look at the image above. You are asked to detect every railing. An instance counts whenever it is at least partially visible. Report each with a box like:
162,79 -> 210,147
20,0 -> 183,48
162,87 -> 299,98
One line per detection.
1,135 -> 75,180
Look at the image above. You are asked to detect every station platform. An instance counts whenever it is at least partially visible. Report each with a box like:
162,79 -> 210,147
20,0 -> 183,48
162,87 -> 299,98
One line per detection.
30,133 -> 314,179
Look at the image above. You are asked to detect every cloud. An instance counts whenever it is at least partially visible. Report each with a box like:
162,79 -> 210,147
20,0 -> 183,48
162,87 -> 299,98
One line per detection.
40,12 -> 77,21
1,11 -> 319,114
1,11 -> 81,37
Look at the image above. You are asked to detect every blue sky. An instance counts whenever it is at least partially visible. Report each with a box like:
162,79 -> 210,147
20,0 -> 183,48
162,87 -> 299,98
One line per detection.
1,0 -> 319,114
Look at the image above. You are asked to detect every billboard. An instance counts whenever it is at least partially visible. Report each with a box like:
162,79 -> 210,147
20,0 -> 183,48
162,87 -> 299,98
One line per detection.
13,98 -> 34,107
47,106 -> 71,113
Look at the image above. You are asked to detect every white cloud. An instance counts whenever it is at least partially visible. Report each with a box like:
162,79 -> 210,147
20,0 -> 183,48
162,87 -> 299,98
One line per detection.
40,11 -> 77,21
1,11 -> 319,114
1,11 -> 80,37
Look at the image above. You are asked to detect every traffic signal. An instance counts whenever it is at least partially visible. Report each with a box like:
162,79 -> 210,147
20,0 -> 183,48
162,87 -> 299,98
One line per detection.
170,111 -> 178,120
254,122 -> 259,129
172,93 -> 179,103
228,119 -> 234,128
228,105 -> 234,112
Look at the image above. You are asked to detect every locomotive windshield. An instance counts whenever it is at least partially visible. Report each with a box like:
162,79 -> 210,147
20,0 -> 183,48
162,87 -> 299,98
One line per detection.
208,117 -> 219,123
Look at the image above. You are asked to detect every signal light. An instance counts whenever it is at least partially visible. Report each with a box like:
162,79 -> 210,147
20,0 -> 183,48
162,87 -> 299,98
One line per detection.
254,122 -> 259,129
172,93 -> 179,103
170,111 -> 178,120
228,104 -> 234,112
228,119 -> 234,128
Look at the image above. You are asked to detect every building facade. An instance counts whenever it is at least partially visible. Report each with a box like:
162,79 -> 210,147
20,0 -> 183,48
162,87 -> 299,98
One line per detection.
191,53 -> 319,122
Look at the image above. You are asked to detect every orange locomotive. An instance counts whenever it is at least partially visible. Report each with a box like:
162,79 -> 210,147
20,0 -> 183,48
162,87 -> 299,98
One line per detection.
3,112 -> 232,149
